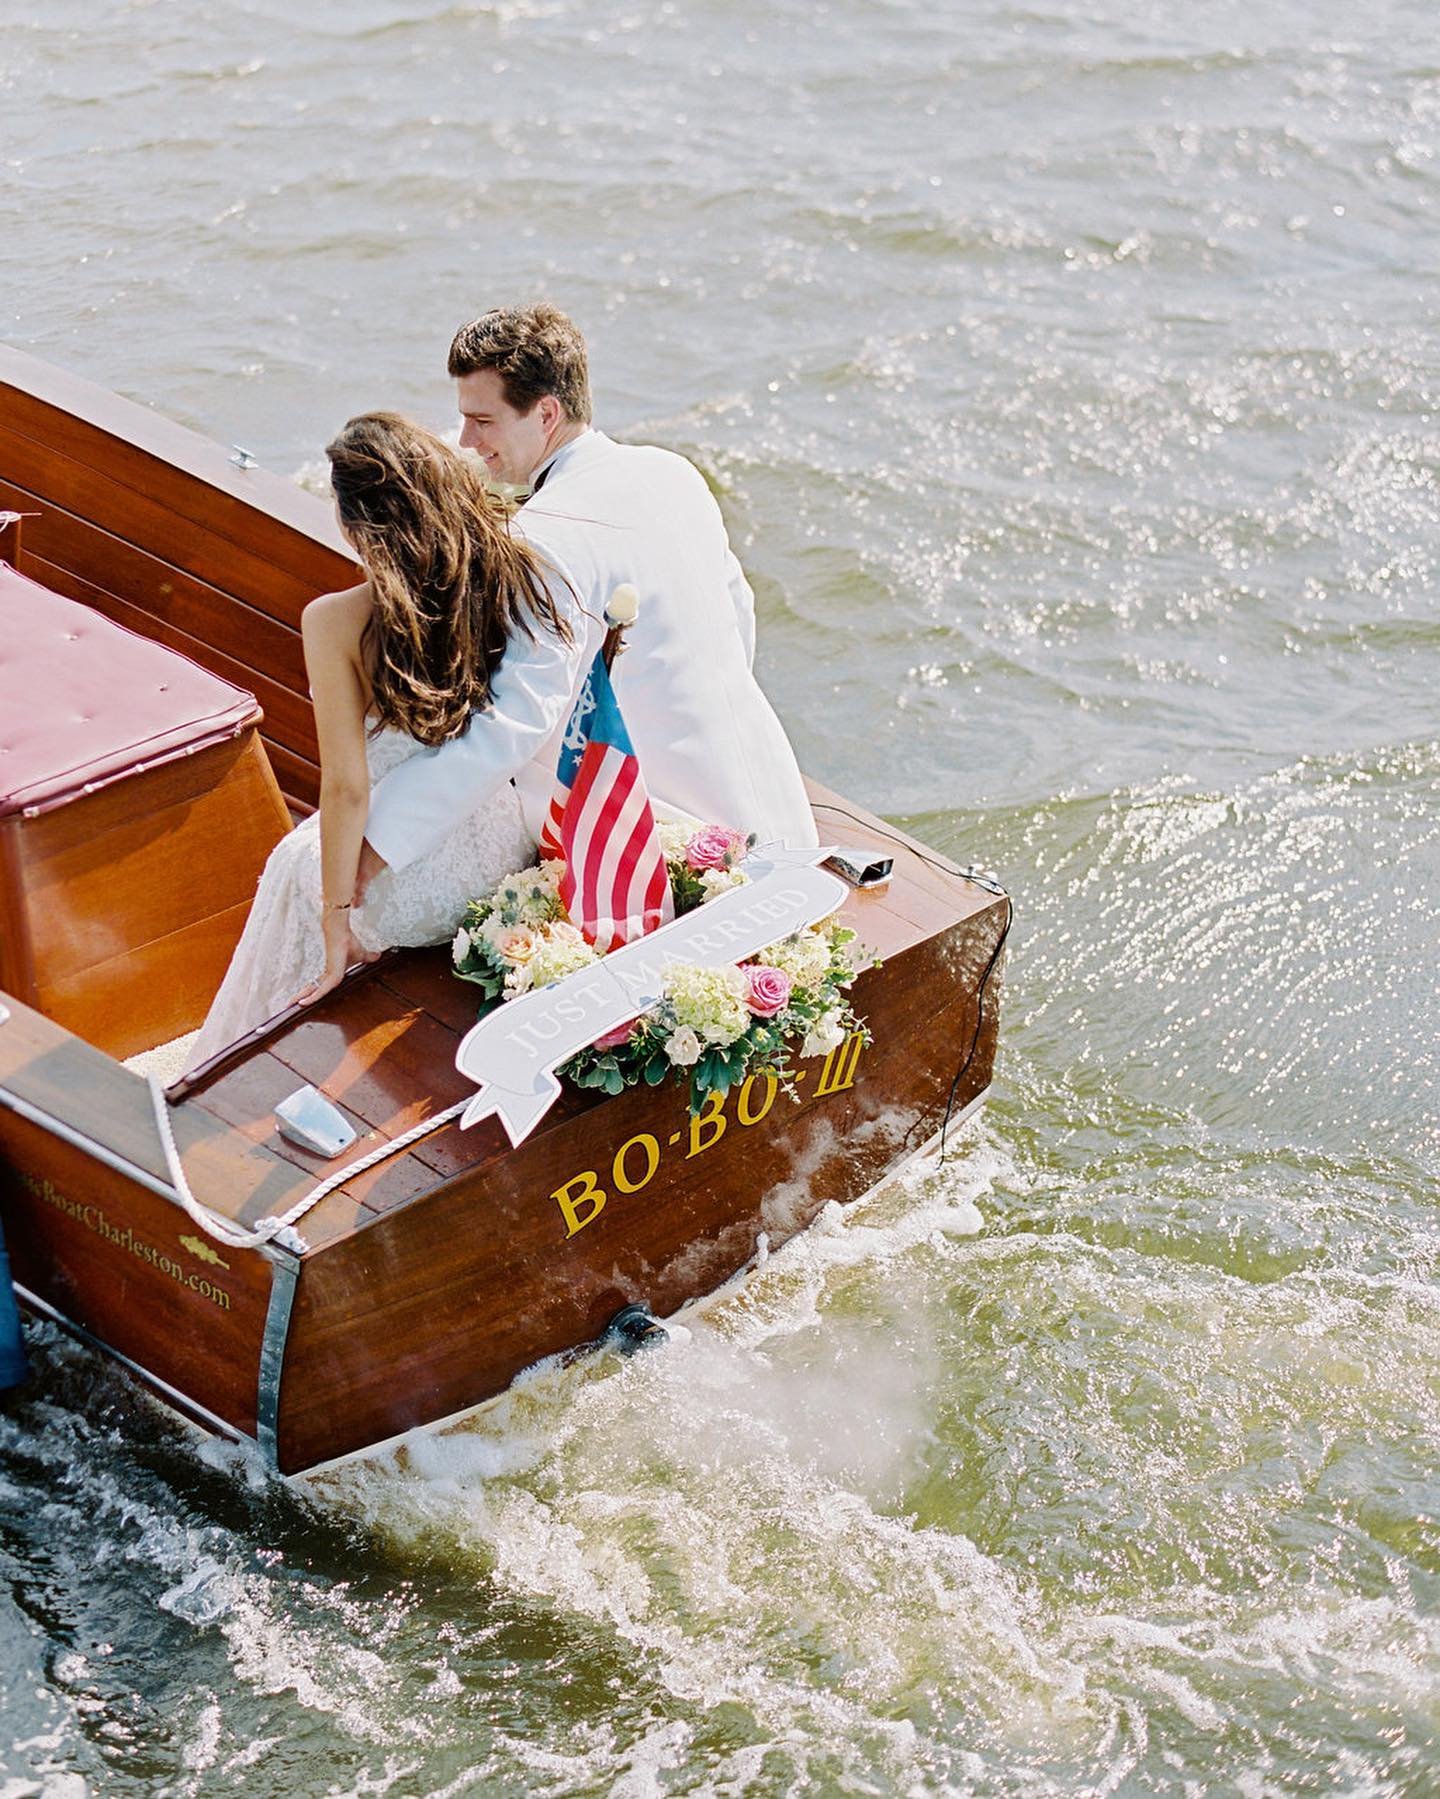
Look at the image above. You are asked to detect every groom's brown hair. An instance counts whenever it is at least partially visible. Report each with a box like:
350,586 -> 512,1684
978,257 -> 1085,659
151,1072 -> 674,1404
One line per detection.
448,303 -> 592,424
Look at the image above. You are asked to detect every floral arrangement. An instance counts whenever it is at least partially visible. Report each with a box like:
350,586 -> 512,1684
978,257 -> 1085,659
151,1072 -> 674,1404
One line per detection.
450,822 -> 868,1110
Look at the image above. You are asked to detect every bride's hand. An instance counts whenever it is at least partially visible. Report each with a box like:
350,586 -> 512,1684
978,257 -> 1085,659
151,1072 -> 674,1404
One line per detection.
292,906 -> 378,1008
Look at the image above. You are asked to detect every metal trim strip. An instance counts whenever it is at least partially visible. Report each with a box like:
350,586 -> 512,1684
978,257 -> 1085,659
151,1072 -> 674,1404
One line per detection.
255,1254 -> 299,1471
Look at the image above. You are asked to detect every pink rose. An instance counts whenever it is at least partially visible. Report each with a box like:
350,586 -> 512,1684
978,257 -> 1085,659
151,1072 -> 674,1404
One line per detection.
743,963 -> 792,1019
686,824 -> 747,872
592,1017 -> 638,1051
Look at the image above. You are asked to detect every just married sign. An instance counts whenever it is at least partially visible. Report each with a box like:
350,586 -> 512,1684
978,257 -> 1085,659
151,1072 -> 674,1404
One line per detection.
454,846 -> 847,1144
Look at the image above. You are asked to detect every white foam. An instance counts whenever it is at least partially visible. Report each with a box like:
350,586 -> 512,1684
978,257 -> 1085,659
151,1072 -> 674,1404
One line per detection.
304,1133 -> 1080,1783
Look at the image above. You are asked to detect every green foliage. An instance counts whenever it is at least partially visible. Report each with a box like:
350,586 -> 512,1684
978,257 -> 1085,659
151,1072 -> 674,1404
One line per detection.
450,836 -> 871,1118
668,862 -> 709,914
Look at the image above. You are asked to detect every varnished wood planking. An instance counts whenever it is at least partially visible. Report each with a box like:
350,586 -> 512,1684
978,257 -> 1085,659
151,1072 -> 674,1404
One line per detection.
11,733 -> 290,1058
273,904 -> 1004,1470
805,784 -> 991,920
807,781 -> 971,876
263,742 -> 321,814
280,1185 -> 382,1257
190,1036 -> 456,1218
0,994 -> 347,1436
0,831 -> 39,1005
0,425 -> 334,632
39,899 -> 255,1062
0,995 -> 328,1234
190,1050 -> 391,1210
261,984 -> 476,1148
186,964 -> 503,1219
376,953 -> 489,1038
20,737 -> 286,971
0,1117 -> 274,1432
0,346 -> 352,580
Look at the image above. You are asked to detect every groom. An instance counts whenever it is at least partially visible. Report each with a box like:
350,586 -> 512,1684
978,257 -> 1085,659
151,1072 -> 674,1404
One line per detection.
359,303 -> 817,889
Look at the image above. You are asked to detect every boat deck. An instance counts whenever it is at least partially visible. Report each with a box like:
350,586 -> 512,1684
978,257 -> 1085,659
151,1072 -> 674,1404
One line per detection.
174,784 -> 989,1254
0,783 -> 990,1263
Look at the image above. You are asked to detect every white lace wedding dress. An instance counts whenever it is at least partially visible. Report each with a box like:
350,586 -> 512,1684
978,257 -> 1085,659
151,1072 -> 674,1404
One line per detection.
184,725 -> 534,1073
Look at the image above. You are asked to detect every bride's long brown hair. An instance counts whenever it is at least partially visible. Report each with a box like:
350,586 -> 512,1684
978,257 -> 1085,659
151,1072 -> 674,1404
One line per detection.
326,411 -> 570,746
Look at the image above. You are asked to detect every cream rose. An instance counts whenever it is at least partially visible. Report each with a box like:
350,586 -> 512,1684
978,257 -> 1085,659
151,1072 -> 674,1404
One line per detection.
490,923 -> 540,966
665,1025 -> 703,1067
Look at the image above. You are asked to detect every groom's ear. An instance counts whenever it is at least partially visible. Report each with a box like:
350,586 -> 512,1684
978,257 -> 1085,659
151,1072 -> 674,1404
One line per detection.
537,393 -> 563,432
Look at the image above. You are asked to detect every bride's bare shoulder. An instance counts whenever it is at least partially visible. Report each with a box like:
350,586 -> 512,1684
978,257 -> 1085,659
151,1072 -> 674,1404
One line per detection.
302,581 -> 372,646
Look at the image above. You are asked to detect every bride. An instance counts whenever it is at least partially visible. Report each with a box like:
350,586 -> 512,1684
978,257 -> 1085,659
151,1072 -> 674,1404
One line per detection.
185,412 -> 570,1072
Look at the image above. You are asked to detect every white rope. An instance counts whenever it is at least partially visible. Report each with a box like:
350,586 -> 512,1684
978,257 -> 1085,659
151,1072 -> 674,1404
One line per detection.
147,1075 -> 468,1255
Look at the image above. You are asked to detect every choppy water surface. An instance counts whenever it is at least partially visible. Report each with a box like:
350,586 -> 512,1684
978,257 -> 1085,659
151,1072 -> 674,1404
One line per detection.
3,0 -> 1438,1791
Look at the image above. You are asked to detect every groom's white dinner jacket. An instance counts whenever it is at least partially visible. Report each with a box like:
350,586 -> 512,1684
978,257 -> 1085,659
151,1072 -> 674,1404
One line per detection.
363,428 -> 818,871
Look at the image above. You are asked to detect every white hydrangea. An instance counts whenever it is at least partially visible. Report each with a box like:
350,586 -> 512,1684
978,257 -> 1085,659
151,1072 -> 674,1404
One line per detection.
657,819 -> 694,863
526,927 -> 600,989
699,866 -> 750,901
665,1025 -> 703,1067
664,961 -> 749,1047
765,930 -> 831,991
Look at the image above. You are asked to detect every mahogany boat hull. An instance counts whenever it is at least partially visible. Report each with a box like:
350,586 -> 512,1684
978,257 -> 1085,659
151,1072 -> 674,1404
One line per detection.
0,870 -> 1003,1474
273,898 -> 1002,1472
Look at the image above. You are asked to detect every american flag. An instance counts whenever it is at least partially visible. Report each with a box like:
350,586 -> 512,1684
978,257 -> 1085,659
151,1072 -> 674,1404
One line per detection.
538,650 -> 674,952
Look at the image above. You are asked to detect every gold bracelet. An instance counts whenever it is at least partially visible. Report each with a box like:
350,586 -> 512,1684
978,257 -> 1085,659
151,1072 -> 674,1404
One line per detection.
323,900 -> 353,913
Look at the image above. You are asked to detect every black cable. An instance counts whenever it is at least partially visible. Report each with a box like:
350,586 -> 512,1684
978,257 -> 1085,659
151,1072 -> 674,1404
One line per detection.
810,801 -> 1013,1161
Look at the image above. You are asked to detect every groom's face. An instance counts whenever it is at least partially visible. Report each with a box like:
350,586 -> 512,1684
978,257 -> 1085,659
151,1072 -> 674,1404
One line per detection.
456,369 -> 551,486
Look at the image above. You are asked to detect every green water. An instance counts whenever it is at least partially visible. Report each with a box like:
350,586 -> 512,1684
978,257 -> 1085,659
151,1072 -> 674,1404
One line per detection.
3,0 -> 1438,1791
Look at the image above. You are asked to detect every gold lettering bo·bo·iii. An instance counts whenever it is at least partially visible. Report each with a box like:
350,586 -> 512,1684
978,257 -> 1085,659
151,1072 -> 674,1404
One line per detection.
548,1033 -> 865,1240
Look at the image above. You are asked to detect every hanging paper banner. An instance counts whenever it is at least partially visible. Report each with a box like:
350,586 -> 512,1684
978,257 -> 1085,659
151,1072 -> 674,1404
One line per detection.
454,846 -> 846,1145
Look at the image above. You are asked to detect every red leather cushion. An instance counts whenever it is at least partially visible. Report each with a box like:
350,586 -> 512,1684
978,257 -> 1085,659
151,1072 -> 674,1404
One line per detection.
0,561 -> 262,819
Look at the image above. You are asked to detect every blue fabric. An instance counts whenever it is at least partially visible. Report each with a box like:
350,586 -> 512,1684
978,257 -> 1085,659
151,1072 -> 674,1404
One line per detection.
554,652 -> 634,791
0,1212 -> 28,1389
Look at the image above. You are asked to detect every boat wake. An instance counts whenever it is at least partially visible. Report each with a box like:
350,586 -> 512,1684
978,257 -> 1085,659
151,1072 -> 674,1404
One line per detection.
300,1136 -> 1025,1787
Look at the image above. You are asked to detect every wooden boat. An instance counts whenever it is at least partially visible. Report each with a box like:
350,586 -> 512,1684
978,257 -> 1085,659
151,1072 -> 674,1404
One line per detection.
0,345 -> 1008,1475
